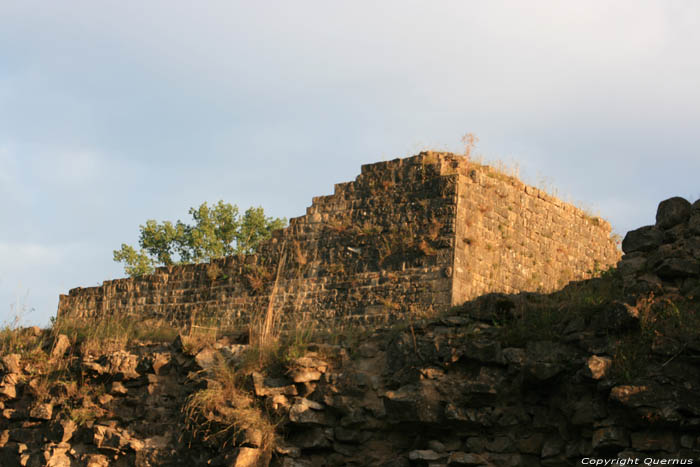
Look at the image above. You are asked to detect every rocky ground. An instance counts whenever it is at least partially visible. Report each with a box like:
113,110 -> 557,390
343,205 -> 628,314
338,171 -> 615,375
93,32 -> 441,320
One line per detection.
2,196 -> 700,466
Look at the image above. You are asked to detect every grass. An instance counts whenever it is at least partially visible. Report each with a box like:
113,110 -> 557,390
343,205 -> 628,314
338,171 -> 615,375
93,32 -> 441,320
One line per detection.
418,134 -> 611,225
244,264 -> 273,294
68,406 -> 102,426
1,325 -> 47,359
183,359 -> 277,461
611,294 -> 700,382
487,267 -> 625,347
206,263 -> 223,282
248,246 -> 287,364
1,295 -> 46,357
0,316 -> 113,425
238,316 -> 322,376
451,264 -> 700,384
376,224 -> 442,269
53,313 -> 178,355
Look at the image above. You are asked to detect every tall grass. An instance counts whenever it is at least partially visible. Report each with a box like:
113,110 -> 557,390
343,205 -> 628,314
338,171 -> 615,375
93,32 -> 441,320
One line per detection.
53,313 -> 178,355
248,243 -> 289,369
612,293 -> 700,382
183,360 -> 277,461
1,294 -> 45,357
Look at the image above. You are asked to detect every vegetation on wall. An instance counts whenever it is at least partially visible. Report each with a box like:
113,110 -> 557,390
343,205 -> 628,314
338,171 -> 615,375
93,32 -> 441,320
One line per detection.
113,201 -> 286,277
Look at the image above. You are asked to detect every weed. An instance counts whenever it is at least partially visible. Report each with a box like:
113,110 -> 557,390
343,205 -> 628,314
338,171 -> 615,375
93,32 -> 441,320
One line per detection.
248,244 -> 288,368
293,240 -> 307,268
69,406 -> 101,426
183,361 -> 276,459
497,304 -> 565,347
0,326 -> 46,359
1,294 -> 44,356
417,239 -> 438,257
381,179 -> 395,191
285,318 -> 317,360
244,264 -> 272,294
360,224 -> 381,236
421,152 -> 439,166
379,297 -> 401,311
326,220 -> 350,234
490,268 -> 624,347
427,218 -> 443,241
326,263 -> 345,275
180,328 -> 218,355
536,174 -> 559,198
376,225 -> 439,268
54,313 -> 177,355
485,169 -> 515,184
461,133 -> 478,160
206,263 -> 222,282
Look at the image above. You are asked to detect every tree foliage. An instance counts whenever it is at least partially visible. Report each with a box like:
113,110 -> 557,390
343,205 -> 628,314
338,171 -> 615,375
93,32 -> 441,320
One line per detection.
114,201 -> 287,277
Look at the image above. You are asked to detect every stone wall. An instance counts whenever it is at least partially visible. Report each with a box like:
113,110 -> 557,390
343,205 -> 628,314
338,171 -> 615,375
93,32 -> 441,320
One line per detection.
57,152 -> 620,327
452,162 -> 621,305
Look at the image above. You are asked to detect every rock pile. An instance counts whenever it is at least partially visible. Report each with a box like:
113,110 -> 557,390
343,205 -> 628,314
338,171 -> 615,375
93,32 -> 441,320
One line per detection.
3,286 -> 700,467
0,336 -> 192,466
620,196 -> 700,298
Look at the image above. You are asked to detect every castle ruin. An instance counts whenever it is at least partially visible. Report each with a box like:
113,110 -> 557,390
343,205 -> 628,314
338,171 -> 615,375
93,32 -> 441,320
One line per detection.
57,153 -> 621,327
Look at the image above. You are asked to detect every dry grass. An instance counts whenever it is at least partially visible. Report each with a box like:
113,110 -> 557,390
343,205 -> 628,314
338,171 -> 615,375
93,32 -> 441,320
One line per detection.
292,240 -> 307,269
326,219 -> 351,234
420,152 -> 439,166
612,293 -> 700,382
417,239 -> 437,257
0,325 -> 46,358
68,406 -> 102,426
183,360 -> 277,460
461,132 -> 478,160
378,297 -> 401,312
488,267 -> 624,347
249,246 -> 287,349
427,218 -> 443,241
0,321 -> 106,420
53,313 -> 178,355
1,297 -> 47,357
206,263 -> 222,282
244,265 -> 272,294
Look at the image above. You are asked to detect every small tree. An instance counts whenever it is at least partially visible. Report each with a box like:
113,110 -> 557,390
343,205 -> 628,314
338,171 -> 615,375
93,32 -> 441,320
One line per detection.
114,201 -> 287,277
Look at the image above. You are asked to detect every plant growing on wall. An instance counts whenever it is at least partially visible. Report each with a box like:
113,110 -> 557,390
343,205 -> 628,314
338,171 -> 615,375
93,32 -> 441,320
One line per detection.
114,201 -> 287,277
461,132 -> 478,159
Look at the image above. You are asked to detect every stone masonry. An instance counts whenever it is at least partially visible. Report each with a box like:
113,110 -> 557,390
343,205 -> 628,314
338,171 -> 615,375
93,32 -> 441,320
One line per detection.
57,152 -> 621,327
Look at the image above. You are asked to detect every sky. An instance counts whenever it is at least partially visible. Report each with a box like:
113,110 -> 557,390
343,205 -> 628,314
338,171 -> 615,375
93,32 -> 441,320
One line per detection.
1,1 -> 699,326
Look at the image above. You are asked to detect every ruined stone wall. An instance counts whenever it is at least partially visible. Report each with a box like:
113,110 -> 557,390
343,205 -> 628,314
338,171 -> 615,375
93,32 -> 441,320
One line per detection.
57,152 -> 620,327
57,154 -> 459,327
452,163 -> 621,305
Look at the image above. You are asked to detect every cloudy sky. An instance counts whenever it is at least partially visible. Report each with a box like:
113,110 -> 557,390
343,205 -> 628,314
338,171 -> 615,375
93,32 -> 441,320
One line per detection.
1,1 -> 699,326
